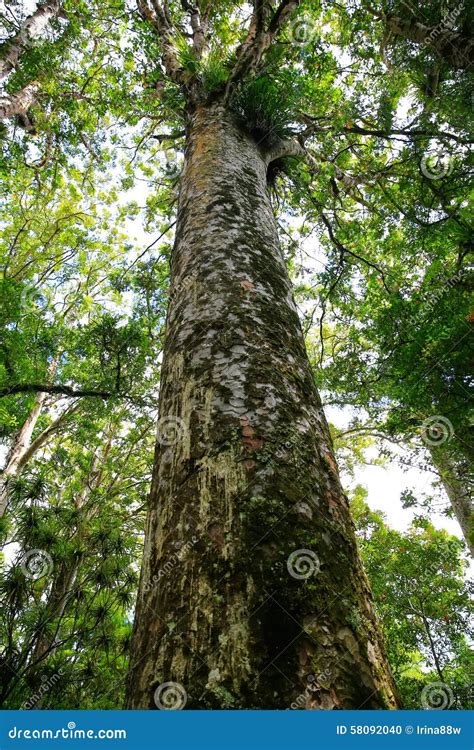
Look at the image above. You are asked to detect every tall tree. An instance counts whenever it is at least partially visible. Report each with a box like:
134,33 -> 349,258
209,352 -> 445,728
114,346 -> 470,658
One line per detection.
124,1 -> 398,709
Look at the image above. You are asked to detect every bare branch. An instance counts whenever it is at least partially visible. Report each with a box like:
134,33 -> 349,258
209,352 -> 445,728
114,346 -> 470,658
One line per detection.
137,0 -> 185,85
0,384 -> 113,399
0,81 -> 40,128
385,13 -> 474,70
262,137 -> 306,165
16,403 -> 81,472
224,0 -> 299,103
343,123 -> 472,145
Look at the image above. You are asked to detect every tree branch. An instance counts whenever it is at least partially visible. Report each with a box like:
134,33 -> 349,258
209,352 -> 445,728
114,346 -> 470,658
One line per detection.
137,0 -> 186,85
385,13 -> 474,70
343,123 -> 472,146
0,384 -> 112,399
0,0 -> 65,81
224,0 -> 299,103
262,136 -> 306,165
16,403 -> 81,472
320,213 -> 393,294
0,81 -> 40,127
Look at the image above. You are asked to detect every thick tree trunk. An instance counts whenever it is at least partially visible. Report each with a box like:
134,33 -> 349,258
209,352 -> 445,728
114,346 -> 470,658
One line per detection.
0,1 -> 64,80
386,14 -> 474,70
429,446 -> 474,557
126,104 -> 399,710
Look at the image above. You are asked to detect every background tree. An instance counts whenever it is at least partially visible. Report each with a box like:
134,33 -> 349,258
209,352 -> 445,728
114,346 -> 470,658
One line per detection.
351,488 -> 473,710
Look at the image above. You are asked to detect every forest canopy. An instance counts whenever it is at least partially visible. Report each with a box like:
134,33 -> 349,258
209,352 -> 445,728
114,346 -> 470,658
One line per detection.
0,0 -> 472,711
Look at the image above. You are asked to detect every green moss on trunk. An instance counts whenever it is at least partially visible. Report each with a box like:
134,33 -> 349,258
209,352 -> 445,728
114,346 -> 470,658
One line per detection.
126,104 -> 399,710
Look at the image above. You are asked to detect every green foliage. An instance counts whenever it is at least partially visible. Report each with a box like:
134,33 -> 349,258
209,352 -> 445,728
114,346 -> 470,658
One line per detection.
0,0 -> 472,710
231,74 -> 300,140
352,494 -> 473,709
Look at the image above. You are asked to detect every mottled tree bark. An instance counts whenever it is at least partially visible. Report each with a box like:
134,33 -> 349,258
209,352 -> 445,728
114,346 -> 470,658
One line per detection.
0,1 -> 64,80
429,446 -> 474,557
126,104 -> 399,710
0,81 -> 40,127
386,14 -> 474,70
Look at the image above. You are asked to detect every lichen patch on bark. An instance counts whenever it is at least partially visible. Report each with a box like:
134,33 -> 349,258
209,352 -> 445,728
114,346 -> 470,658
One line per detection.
126,103 -> 399,710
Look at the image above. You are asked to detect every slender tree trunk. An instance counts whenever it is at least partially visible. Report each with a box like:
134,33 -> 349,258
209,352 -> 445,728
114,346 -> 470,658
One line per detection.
429,446 -> 474,557
0,359 -> 73,518
0,432 -> 114,707
420,612 -> 444,682
126,104 -> 399,710
28,435 -> 113,669
0,391 -> 47,517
